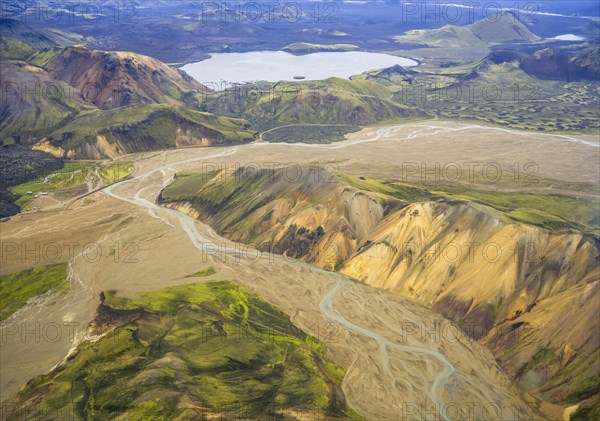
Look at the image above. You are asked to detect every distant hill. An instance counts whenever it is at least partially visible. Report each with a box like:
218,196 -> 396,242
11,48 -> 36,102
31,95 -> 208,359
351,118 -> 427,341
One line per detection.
0,18 -> 83,49
467,13 -> 541,44
394,13 -> 541,48
395,25 -> 486,48
577,20 -> 600,37
282,42 -> 359,55
364,64 -> 416,86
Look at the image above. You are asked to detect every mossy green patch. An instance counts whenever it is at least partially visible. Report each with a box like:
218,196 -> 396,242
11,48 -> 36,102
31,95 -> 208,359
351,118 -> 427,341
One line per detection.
158,170 -> 219,201
437,186 -> 599,234
567,376 -> 600,401
340,173 -> 599,233
47,104 -> 255,152
0,38 -> 35,60
0,263 -> 69,321
570,398 -> 600,421
13,281 -> 352,420
160,167 -> 284,237
186,267 -> 217,277
191,77 -> 427,127
10,161 -> 94,198
516,347 -> 558,379
10,161 -> 134,209
98,162 -> 134,185
337,172 -> 432,202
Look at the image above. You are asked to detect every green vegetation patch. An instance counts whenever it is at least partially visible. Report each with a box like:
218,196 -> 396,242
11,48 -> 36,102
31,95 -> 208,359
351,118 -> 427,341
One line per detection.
0,38 -> 35,60
48,104 -> 255,152
10,162 -> 94,196
160,168 -> 283,235
0,146 -> 64,217
571,398 -> 600,421
186,267 -> 217,277
9,161 -> 134,209
567,376 -> 600,402
515,347 -> 558,380
0,263 -> 69,321
337,172 -> 432,202
13,281 -> 352,420
98,162 -> 134,185
436,186 -> 600,234
191,77 -> 427,127
158,170 -> 219,201
339,173 -> 599,233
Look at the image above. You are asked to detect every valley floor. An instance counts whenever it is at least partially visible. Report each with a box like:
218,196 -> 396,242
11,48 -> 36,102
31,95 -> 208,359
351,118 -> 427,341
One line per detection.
1,121 -> 598,420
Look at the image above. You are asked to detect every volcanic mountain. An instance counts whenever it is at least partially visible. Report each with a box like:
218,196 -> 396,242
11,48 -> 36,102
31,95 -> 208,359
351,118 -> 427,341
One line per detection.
0,21 -> 255,157
39,46 -> 208,109
158,166 -> 600,408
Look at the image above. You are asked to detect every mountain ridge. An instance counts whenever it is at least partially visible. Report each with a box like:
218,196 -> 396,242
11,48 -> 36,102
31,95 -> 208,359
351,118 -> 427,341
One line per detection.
158,166 -> 600,408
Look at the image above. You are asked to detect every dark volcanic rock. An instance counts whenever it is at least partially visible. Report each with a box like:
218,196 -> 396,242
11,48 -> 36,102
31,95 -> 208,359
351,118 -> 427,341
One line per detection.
520,45 -> 600,82
271,224 -> 326,259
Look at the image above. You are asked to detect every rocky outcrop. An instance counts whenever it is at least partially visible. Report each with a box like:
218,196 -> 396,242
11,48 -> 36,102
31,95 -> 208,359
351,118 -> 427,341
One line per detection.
488,44 -> 600,82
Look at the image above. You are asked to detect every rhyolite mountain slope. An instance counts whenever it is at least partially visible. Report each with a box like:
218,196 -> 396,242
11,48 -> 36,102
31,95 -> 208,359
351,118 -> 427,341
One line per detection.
158,167 -> 600,408
36,46 -> 207,109
0,21 -> 256,157
0,57 -> 255,157
33,105 -> 255,159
